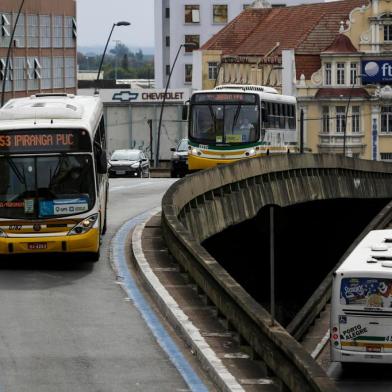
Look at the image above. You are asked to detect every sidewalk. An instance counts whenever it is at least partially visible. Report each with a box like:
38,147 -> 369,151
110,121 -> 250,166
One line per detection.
130,211 -> 280,392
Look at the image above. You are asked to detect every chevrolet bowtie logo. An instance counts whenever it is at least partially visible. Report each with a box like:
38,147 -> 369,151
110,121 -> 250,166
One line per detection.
112,91 -> 139,102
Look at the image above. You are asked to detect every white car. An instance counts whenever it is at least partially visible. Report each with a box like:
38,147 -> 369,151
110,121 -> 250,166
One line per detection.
108,149 -> 150,178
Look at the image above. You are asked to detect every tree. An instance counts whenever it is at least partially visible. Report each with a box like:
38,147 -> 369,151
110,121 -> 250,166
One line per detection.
121,54 -> 129,70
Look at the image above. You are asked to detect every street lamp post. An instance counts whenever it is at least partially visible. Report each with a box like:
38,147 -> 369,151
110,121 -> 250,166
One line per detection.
343,73 -> 364,157
95,21 -> 130,87
155,42 -> 197,167
1,0 -> 25,107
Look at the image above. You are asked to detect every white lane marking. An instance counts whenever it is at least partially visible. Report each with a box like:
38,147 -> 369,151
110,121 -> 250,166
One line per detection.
110,180 -> 175,192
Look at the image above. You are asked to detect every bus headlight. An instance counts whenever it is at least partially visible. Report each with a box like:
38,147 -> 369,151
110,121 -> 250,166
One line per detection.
192,148 -> 198,155
68,214 -> 99,236
249,149 -> 256,156
0,228 -> 7,238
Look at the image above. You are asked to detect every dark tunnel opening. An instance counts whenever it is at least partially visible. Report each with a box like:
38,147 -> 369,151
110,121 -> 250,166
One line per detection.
202,198 -> 390,327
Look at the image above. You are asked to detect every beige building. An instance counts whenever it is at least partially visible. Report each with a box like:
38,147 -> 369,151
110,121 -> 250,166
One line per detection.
194,0 -> 392,161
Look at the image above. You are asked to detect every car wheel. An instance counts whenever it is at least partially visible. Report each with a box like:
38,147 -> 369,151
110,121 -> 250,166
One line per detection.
170,170 -> 177,178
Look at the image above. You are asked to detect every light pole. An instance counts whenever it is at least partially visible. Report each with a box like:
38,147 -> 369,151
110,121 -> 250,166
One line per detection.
343,73 -> 364,157
95,21 -> 130,87
155,42 -> 197,167
1,0 -> 25,107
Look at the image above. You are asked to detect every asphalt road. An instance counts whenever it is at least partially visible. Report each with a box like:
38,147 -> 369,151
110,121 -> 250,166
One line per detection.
0,178 -> 193,392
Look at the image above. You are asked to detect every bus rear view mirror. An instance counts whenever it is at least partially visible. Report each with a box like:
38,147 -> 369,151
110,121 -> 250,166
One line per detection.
97,150 -> 108,174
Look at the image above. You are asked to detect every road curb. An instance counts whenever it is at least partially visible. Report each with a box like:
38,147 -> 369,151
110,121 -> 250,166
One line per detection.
131,208 -> 244,392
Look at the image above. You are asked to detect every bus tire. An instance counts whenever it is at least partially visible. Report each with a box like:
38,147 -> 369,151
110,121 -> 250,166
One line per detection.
89,251 -> 100,262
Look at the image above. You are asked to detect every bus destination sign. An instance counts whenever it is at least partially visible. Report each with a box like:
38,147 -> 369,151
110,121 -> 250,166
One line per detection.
0,129 -> 91,153
194,93 -> 257,104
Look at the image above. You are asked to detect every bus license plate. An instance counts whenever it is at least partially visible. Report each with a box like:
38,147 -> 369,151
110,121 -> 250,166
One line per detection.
366,344 -> 382,353
28,242 -> 47,250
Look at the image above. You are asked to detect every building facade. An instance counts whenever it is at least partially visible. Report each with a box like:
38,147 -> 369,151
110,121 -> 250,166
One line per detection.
154,0 -> 321,90
0,0 -> 77,105
195,0 -> 392,161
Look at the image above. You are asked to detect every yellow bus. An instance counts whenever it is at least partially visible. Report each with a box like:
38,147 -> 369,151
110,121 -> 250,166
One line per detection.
0,94 -> 108,261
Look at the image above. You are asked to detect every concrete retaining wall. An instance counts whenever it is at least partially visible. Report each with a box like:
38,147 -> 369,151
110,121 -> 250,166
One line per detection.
162,154 -> 392,392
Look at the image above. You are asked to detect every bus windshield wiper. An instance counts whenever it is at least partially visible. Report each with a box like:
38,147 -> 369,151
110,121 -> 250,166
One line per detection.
5,156 -> 28,191
232,105 -> 241,132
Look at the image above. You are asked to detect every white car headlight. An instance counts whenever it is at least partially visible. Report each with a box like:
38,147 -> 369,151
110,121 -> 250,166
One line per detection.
131,163 -> 140,168
0,228 -> 7,238
68,214 -> 99,236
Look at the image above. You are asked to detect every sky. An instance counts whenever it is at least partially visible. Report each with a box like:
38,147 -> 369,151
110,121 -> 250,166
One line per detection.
76,0 -> 154,50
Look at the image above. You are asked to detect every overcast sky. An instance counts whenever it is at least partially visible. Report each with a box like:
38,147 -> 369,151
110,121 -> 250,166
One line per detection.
77,0 -> 154,49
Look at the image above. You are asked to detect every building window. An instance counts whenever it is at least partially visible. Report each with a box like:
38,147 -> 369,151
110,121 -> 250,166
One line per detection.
352,106 -> 360,133
213,5 -> 228,24
381,106 -> 392,133
40,57 -> 52,89
53,57 -> 64,88
325,63 -> 331,85
165,36 -> 170,47
322,106 -> 329,133
185,5 -> 200,23
350,63 -> 358,85
27,14 -> 39,48
13,57 -> 26,91
381,152 -> 392,161
65,16 -> 76,48
27,57 -> 41,90
336,106 -> 346,133
0,13 -> 11,48
185,64 -> 192,83
13,13 -> 25,48
337,63 -> 345,85
208,62 -> 219,80
65,57 -> 75,88
185,35 -> 199,52
384,25 -> 392,41
53,15 -> 63,48
39,15 -> 51,48
165,8 -> 170,18
165,65 -> 170,76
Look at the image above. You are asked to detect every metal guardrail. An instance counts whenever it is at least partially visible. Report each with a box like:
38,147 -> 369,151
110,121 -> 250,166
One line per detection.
161,154 -> 392,392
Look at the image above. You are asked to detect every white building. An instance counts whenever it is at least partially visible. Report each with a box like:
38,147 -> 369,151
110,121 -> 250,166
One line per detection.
154,0 -> 324,90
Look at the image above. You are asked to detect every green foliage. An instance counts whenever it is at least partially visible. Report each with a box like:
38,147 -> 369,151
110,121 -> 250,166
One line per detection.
78,44 -> 154,79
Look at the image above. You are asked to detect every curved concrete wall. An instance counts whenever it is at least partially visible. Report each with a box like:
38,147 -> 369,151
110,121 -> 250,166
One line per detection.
162,154 -> 392,392
173,154 -> 392,243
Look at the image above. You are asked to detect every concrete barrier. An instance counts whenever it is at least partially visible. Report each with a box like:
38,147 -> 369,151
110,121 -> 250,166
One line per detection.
162,154 -> 392,392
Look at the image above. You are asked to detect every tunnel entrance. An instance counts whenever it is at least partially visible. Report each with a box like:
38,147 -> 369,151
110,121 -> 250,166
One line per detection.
202,198 -> 390,327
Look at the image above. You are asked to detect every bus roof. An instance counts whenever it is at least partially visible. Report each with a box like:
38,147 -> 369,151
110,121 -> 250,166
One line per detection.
336,229 -> 392,276
0,94 -> 103,134
193,85 -> 296,104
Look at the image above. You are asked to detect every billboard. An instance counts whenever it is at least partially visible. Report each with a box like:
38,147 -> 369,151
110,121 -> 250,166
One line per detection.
362,60 -> 392,84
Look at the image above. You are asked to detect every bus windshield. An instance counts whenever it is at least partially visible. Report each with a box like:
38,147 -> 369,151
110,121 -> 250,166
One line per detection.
191,103 -> 259,144
340,277 -> 392,308
0,155 -> 95,219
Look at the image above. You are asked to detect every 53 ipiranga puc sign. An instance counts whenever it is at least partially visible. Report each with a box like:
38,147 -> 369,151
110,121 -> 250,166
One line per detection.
362,60 -> 392,84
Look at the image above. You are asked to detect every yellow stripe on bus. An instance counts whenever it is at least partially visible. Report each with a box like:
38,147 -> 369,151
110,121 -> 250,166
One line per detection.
341,341 -> 392,348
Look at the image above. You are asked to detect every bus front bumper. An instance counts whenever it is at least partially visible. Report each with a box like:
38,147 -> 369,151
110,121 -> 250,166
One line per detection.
188,154 -> 239,171
0,228 -> 100,255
